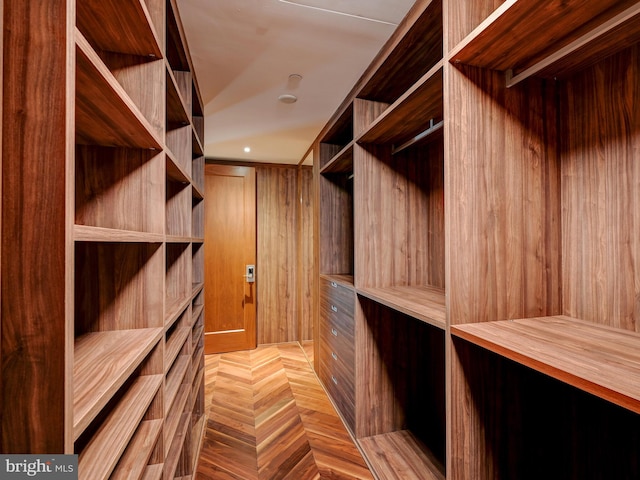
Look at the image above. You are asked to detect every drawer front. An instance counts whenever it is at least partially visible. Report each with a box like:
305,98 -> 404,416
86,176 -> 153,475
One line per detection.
319,313 -> 354,375
320,277 -> 355,318
319,354 -> 355,431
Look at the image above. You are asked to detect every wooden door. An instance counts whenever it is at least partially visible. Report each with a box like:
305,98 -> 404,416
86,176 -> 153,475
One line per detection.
204,164 -> 257,353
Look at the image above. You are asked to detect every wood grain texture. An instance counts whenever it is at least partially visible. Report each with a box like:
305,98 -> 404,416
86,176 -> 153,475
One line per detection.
1,0 -> 70,452
355,138 -> 445,290
75,145 -> 164,233
74,242 -> 164,333
560,45 -> 640,332
357,285 -> 445,330
77,374 -> 163,480
195,343 -> 373,479
319,172 -> 353,277
257,166 -> 299,344
298,167 -> 314,341
451,337 -> 640,479
76,0 -> 162,57
355,298 -> 446,467
166,179 -> 191,236
75,30 -> 162,149
446,66 -> 562,326
453,316 -> 640,413
73,328 -> 163,438
101,52 -> 166,137
166,125 -> 192,174
358,0 -> 442,104
449,0 -> 640,74
359,430 -> 445,480
358,64 -> 443,145
204,165 -> 256,353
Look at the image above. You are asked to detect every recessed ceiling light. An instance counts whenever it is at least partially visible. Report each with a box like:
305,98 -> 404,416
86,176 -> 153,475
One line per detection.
244,146 -> 251,153
278,94 -> 297,104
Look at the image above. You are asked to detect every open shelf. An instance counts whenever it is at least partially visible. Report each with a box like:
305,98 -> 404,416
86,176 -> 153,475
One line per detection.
142,464 -> 164,480
165,356 -> 191,417
165,313 -> 192,371
166,67 -> 191,128
75,30 -> 161,149
165,296 -> 191,329
359,0 -> 442,104
452,316 -> 640,414
166,0 -> 191,72
320,141 -> 354,175
166,150 -> 191,184
76,0 -> 162,58
358,62 -> 443,145
163,412 -> 191,479
359,430 -> 445,480
357,285 -> 445,330
74,225 -> 164,243
77,374 -> 163,480
111,418 -> 163,480
319,103 -> 354,170
73,328 -> 163,439
449,0 -> 640,85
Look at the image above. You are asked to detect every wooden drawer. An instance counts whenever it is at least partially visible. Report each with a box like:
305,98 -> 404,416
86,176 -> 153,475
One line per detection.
319,352 -> 355,431
320,277 -> 355,318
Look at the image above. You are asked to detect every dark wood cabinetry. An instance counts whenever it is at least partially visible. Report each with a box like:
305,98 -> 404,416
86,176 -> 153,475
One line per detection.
1,1 -> 205,478
313,0 -> 640,478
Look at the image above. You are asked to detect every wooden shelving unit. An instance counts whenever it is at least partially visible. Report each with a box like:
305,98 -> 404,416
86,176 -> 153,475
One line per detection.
313,0 -> 640,478
1,0 -> 206,476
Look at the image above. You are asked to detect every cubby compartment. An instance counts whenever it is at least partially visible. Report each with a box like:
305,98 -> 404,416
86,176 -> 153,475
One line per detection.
319,103 -> 354,172
356,297 -> 446,479
192,195 -> 204,240
166,178 -> 191,239
192,241 -> 204,287
452,338 -> 640,480
355,132 -> 445,328
75,344 -> 164,480
318,171 -> 354,283
75,145 -> 164,235
165,242 -> 192,326
75,242 -> 164,335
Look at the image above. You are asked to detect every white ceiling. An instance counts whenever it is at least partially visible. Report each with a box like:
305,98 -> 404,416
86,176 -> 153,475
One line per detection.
177,0 -> 415,165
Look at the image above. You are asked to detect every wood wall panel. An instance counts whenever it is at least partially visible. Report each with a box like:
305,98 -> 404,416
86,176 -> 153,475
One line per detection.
446,65 -> 562,327
257,165 -> 313,344
298,167 -> 314,340
1,0 -> 71,453
561,45 -> 640,332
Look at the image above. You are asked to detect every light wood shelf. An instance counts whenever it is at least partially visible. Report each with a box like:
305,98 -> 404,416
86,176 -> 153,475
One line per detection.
320,141 -> 354,175
165,356 -> 191,417
166,326 -> 192,372
164,387 -> 190,458
192,128 -> 204,157
359,430 -> 445,480
192,304 -> 205,323
141,464 -> 164,480
449,0 -> 640,83
74,225 -> 165,243
192,282 -> 205,299
358,62 -> 443,145
452,316 -> 640,414
357,285 -> 446,330
76,0 -> 162,58
166,150 -> 191,185
165,296 -> 191,329
78,374 -> 163,480
164,412 -> 191,478
110,418 -> 163,480
75,30 -> 161,149
166,66 -> 191,128
166,235 -> 193,244
73,328 -> 163,439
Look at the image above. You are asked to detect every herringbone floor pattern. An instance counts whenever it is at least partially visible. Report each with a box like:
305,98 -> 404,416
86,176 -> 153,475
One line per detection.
195,342 -> 374,480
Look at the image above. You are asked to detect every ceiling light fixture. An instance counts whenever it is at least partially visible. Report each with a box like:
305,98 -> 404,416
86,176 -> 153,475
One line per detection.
278,0 -> 397,26
278,94 -> 298,104
244,146 -> 251,153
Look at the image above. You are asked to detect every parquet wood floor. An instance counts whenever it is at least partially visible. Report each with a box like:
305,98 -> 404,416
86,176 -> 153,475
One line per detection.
195,341 -> 374,480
